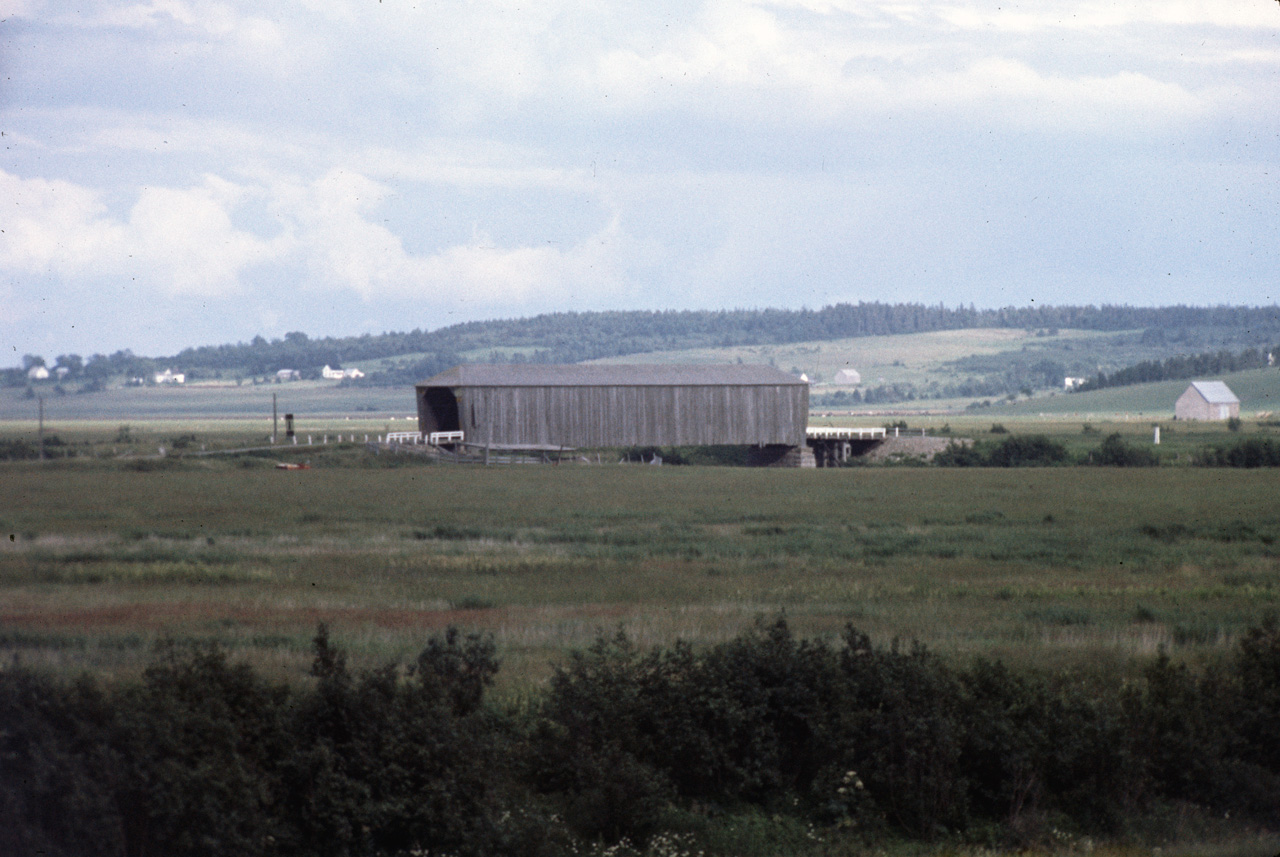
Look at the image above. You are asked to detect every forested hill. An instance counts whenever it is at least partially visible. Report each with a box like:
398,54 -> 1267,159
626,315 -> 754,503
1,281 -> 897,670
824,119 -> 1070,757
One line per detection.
169,303 -> 1279,383
23,303 -> 1279,388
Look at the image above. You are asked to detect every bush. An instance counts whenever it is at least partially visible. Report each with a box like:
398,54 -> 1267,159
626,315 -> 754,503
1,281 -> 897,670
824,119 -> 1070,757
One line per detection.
110,643 -> 292,857
985,435 -> 1070,467
834,629 -> 968,836
1196,437 -> 1280,467
531,631 -> 674,843
936,435 -> 1070,467
279,626 -> 521,857
1089,433 -> 1160,467
0,435 -> 71,461
933,441 -> 988,467
6,619 -> 1280,852
0,671 -> 122,857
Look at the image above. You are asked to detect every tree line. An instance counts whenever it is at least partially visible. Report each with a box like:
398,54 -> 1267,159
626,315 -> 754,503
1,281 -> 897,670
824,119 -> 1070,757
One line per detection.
1075,346 -> 1275,393
11,303 -> 1280,390
3,618 -> 1279,857
160,304 -> 1280,380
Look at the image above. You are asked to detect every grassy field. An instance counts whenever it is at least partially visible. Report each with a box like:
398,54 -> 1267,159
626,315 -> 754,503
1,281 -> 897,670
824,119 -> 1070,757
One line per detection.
0,378 -> 417,421
990,367 -> 1280,417
4,458 -> 1277,693
10,327 -> 1279,424
590,327 -> 1119,388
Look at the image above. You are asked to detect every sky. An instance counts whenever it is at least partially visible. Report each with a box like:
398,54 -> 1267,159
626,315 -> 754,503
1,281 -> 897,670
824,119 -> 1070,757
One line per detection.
2,0 -> 1278,363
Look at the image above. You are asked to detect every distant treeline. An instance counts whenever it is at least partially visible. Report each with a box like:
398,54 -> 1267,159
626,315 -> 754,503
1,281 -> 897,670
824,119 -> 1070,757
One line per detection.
1075,346 -> 1276,393
12,303 -> 1280,388
4,618 -> 1279,857
165,303 -> 1280,380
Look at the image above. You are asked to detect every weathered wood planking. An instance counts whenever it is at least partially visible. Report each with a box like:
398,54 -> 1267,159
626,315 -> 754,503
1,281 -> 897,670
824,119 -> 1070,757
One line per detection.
416,364 -> 808,448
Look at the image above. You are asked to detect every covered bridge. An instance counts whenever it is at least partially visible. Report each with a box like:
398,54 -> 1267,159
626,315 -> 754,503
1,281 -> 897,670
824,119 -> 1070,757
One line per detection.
415,364 -> 808,450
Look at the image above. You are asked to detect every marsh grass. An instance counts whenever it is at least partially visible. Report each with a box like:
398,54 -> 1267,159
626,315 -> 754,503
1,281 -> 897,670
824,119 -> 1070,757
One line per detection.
3,464 -> 1278,685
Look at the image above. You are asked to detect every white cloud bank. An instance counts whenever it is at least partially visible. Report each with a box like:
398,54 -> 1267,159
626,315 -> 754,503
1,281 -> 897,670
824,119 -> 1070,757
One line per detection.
0,166 -> 634,307
0,170 -> 277,296
2,0 -> 1277,356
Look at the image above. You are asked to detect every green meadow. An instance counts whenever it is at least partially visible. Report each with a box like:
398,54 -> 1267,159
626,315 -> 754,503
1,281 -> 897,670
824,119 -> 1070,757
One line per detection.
4,459 -> 1277,691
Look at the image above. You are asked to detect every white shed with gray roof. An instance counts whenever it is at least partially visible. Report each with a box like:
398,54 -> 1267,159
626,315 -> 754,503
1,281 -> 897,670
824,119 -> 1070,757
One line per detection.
1175,381 -> 1240,421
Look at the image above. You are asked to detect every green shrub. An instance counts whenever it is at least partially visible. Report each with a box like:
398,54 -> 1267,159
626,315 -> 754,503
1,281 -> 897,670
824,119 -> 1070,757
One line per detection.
0,670 -> 121,857
280,626 -> 520,857
1236,615 -> 1280,776
1196,437 -> 1280,467
834,629 -> 969,836
936,435 -> 1070,467
1090,433 -> 1160,467
5,618 -> 1280,852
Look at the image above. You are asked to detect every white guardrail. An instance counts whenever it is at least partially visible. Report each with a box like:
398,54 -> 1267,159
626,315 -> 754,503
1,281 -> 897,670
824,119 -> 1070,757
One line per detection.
385,431 -> 422,443
806,426 -> 887,440
429,431 -> 464,444
384,431 -> 465,445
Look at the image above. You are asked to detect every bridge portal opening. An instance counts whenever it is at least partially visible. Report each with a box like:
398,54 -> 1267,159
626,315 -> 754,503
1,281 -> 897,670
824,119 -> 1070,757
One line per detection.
417,387 -> 460,435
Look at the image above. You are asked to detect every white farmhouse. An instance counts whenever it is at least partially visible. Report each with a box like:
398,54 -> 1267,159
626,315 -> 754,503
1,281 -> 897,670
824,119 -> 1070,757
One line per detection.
322,365 -> 365,380
154,369 -> 185,384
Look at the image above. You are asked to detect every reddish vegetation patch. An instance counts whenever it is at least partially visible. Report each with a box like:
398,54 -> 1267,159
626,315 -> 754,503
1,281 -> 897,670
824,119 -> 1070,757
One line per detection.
0,603 -> 633,634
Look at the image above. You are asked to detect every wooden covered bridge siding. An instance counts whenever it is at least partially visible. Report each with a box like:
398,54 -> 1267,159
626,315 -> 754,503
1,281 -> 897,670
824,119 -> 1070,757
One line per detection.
416,364 -> 808,450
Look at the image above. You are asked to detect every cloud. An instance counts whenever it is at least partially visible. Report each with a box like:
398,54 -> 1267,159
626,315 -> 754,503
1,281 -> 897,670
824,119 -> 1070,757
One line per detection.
0,172 -> 127,275
559,0 -> 1226,130
276,168 -> 636,304
1,163 -> 637,311
4,0 -> 1277,360
0,169 -> 277,296
127,177 -> 280,294
913,58 -> 1207,129
935,0 -> 1277,32
54,0 -> 290,51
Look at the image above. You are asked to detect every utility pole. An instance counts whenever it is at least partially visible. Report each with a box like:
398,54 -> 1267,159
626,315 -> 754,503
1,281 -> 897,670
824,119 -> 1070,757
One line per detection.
272,393 -> 278,444
38,396 -> 45,460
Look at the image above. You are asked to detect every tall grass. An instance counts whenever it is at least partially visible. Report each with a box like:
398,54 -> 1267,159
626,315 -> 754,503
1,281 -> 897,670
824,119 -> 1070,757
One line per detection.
3,465 -> 1278,683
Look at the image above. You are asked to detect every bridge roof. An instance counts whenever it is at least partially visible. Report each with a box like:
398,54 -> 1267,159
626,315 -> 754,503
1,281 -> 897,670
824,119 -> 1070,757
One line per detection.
418,363 -> 806,388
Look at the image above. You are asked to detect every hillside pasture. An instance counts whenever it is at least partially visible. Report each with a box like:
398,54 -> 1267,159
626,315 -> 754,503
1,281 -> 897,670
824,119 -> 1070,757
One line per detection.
990,366 -> 1280,418
591,327 -> 1120,388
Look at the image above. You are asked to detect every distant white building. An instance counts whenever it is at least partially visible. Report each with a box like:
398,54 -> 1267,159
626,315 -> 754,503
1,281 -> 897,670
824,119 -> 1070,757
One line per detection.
154,369 -> 185,384
1175,381 -> 1240,421
834,368 -> 861,385
27,365 -> 49,381
322,365 -> 364,380
276,369 -> 301,381
1063,377 -> 1086,390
